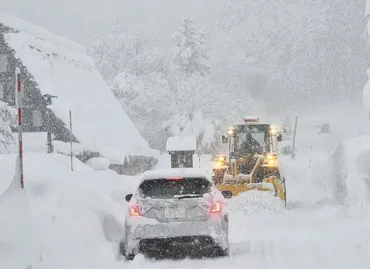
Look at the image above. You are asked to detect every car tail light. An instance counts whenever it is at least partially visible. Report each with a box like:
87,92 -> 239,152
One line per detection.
167,177 -> 183,180
210,200 -> 222,213
129,204 -> 141,216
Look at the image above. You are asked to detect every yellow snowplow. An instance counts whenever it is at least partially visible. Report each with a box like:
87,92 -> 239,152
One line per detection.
212,116 -> 286,204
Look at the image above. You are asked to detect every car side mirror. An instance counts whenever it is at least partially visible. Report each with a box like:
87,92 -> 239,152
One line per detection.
222,135 -> 228,144
125,194 -> 133,202
222,190 -> 233,199
277,134 -> 282,142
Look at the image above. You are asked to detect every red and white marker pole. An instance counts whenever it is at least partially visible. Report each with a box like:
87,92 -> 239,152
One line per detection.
15,67 -> 24,189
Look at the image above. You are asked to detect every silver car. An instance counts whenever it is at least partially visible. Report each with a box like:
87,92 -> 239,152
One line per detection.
119,168 -> 231,260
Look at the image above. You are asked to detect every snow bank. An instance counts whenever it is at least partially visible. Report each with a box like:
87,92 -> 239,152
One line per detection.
166,136 -> 196,151
86,157 -> 110,171
0,153 -> 141,269
155,153 -> 171,169
53,140 -> 86,155
332,135 -> 370,209
0,156 -> 37,269
1,13 -> 158,159
226,190 -> 285,215
0,188 -> 36,269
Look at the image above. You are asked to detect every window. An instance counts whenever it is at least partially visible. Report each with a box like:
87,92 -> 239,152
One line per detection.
0,55 -> 8,73
32,110 -> 43,127
138,178 -> 211,199
235,125 -> 267,152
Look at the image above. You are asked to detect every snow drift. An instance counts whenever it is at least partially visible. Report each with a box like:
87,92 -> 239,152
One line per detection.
332,135 -> 370,208
0,153 -> 143,269
0,156 -> 36,269
0,12 -> 158,160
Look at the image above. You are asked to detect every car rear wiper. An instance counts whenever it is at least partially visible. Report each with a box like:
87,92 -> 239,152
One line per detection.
174,194 -> 203,200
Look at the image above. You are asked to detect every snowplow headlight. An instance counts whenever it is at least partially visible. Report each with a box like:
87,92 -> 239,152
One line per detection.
226,126 -> 235,136
270,125 -> 278,136
264,153 -> 277,166
226,129 -> 233,136
215,161 -> 223,167
217,156 -> 225,161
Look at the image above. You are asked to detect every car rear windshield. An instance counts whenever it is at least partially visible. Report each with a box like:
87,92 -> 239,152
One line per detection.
138,177 -> 211,199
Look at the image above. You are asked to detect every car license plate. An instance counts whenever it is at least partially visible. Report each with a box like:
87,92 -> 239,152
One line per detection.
164,205 -> 186,219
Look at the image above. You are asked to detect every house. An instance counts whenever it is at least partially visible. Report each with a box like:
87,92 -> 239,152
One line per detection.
0,13 -> 159,174
166,136 -> 196,168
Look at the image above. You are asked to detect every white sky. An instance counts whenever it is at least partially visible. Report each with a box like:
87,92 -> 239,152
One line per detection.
0,0 -> 219,46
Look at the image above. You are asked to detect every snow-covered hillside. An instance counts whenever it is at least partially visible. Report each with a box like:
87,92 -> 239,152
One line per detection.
1,13 -> 158,160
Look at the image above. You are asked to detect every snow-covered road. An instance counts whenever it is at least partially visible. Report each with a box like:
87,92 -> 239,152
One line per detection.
1,129 -> 370,269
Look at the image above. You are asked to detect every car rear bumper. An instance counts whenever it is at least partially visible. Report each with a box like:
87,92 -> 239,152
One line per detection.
124,216 -> 228,255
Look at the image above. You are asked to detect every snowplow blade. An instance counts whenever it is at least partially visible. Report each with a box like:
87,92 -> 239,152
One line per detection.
216,183 -> 273,197
216,177 -> 286,202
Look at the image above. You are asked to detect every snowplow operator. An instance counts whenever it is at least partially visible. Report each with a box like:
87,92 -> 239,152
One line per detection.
240,133 -> 263,155
236,133 -> 264,175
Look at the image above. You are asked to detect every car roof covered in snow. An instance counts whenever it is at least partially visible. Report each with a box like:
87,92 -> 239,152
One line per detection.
141,168 -> 209,181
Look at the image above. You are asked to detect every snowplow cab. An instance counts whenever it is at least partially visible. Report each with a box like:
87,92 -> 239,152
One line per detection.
212,116 -> 286,204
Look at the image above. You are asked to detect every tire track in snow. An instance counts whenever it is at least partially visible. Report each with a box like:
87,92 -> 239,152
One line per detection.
230,240 -> 275,257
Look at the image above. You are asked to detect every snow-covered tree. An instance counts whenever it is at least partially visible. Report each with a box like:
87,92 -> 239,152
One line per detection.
172,18 -> 210,76
89,19 -> 265,154
89,29 -> 166,85
217,0 -> 368,110
0,101 -> 16,153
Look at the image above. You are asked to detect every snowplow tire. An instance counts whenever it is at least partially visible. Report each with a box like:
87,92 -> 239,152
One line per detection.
218,247 -> 229,257
119,241 -> 135,261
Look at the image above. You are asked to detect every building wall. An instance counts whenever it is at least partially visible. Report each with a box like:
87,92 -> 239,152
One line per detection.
169,151 -> 195,168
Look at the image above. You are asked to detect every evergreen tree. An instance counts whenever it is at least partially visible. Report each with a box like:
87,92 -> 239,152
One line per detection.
172,17 -> 210,76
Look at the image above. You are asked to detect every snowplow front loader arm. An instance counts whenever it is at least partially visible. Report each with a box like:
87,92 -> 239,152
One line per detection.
263,176 -> 286,201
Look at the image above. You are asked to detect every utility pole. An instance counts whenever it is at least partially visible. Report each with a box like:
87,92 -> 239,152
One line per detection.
291,115 -> 298,160
69,110 -> 73,171
42,94 -> 58,153
15,67 -> 24,189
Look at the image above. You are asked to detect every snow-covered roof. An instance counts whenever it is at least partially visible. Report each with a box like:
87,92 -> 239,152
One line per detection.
166,136 -> 196,151
0,13 -> 159,159
141,168 -> 208,181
